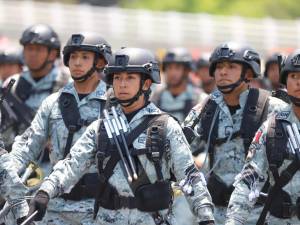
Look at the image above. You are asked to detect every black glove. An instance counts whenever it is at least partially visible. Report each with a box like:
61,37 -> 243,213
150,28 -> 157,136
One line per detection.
199,220 -> 215,225
27,191 -> 50,221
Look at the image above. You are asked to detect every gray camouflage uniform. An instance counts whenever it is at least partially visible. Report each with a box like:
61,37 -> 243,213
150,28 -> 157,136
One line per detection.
183,88 -> 287,225
225,104 -> 300,225
6,80 -> 106,224
151,83 -> 207,122
1,66 -> 69,149
38,102 -> 214,225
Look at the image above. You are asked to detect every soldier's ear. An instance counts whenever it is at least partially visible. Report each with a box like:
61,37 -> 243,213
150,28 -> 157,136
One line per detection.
142,79 -> 152,91
49,49 -> 58,61
245,68 -> 254,81
95,56 -> 106,69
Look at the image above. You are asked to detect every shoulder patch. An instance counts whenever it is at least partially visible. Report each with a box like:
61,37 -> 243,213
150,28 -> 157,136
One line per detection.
275,111 -> 290,120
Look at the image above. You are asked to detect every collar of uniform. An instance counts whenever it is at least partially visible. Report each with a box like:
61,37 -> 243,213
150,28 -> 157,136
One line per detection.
116,102 -> 163,125
61,80 -> 107,103
22,66 -> 58,87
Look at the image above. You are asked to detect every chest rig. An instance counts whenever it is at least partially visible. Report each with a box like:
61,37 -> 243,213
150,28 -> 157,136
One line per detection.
185,88 -> 270,207
156,88 -> 195,120
93,113 -> 173,219
58,92 -> 106,201
194,88 -> 270,166
256,117 -> 300,223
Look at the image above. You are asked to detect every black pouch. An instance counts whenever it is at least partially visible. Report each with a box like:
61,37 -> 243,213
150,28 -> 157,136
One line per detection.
207,173 -> 233,206
269,189 -> 293,219
135,181 -> 172,212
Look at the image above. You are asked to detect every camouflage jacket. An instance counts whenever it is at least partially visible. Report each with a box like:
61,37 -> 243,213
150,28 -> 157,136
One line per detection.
39,103 -> 214,225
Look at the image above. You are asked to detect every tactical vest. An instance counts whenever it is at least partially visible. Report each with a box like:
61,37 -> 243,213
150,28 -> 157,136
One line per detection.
94,113 -> 173,217
188,88 -> 270,207
155,88 -> 194,119
196,88 -> 270,168
257,117 -> 300,221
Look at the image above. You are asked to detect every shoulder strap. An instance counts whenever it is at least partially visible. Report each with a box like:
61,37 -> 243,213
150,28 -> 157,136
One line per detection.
266,117 -> 287,168
241,88 -> 270,153
15,76 -> 33,101
59,92 -> 96,157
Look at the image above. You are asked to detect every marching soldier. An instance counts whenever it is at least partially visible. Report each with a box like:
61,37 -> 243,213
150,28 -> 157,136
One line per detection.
5,33 -> 111,224
26,47 -> 215,225
183,42 -> 286,225
225,49 -> 300,225
151,48 -> 207,122
0,24 -> 69,150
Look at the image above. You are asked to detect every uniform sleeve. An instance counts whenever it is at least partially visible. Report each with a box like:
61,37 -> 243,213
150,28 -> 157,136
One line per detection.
225,121 -> 270,225
39,120 -> 98,198
0,152 -> 29,219
9,95 -> 53,174
167,117 -> 214,223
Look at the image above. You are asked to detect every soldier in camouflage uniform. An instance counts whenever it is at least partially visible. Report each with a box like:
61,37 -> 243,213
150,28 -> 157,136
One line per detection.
194,54 -> 215,94
151,48 -> 207,122
4,33 -> 111,224
264,53 -> 290,103
26,47 -> 215,225
0,24 -> 69,150
182,42 -> 286,225
225,49 -> 300,225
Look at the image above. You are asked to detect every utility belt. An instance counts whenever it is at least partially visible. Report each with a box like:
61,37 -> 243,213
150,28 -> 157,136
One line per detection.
98,180 -> 172,212
61,173 -> 99,201
207,173 -> 234,207
268,190 -> 300,219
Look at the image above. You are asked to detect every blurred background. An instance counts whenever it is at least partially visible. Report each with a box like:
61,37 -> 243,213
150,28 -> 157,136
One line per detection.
1,0 -> 300,59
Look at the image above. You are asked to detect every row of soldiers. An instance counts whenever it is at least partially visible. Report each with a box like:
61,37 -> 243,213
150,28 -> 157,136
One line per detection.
0,23 -> 298,225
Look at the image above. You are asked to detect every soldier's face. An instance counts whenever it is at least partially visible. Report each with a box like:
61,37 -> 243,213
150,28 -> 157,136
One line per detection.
0,63 -> 22,81
287,72 -> 300,98
23,44 -> 51,70
69,50 -> 105,77
214,61 -> 243,86
267,63 -> 280,86
164,63 -> 187,87
113,72 -> 151,101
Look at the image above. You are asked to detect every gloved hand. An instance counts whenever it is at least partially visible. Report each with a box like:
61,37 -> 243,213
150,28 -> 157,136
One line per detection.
199,220 -> 215,225
27,191 -> 49,221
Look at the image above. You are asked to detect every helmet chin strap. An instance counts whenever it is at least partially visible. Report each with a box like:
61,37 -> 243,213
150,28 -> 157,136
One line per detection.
217,65 -> 247,94
71,55 -> 102,83
289,95 -> 300,107
115,76 -> 147,107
